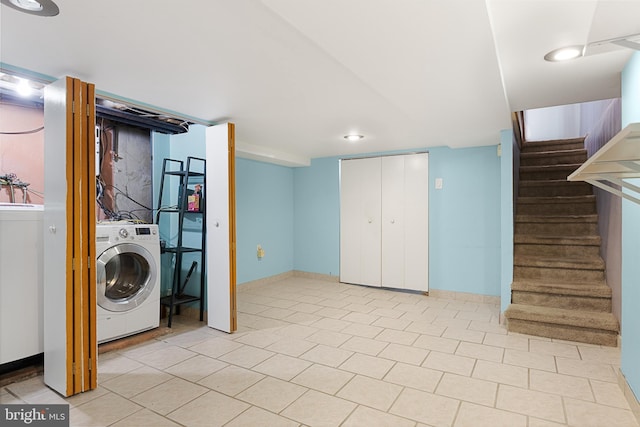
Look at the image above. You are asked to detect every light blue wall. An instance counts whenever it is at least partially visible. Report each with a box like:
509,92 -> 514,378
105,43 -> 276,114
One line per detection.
621,51 -> 640,400
428,146 -> 501,295
293,157 -> 341,277
500,130 -> 514,312
293,145 -> 502,296
236,158 -> 294,284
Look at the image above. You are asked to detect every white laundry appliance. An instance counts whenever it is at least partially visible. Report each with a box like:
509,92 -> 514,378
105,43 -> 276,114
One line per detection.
0,204 -> 44,365
96,222 -> 160,343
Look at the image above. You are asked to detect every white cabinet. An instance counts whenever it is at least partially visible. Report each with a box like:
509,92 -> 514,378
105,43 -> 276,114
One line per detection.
340,153 -> 428,291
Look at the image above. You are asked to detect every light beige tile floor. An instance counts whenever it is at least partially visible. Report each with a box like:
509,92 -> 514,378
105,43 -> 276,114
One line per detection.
2,276 -> 639,426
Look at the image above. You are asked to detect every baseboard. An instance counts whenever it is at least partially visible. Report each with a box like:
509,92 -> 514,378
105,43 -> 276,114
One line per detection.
618,369 -> 640,424
237,270 -> 341,292
293,270 -> 340,282
428,289 -> 500,305
237,271 -> 295,292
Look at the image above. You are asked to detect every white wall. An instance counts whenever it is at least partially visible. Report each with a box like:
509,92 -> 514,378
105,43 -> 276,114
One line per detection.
524,104 -> 581,141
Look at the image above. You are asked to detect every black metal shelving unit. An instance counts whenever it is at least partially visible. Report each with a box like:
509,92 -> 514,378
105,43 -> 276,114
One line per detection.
156,157 -> 206,327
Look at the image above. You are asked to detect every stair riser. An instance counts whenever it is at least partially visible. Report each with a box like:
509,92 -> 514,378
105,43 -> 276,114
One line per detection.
520,169 -> 578,181
515,222 -> 598,236
521,142 -> 585,153
514,266 -> 605,282
506,318 -> 617,346
511,291 -> 612,312
515,244 -> 600,258
520,153 -> 587,167
519,183 -> 592,197
517,202 -> 596,216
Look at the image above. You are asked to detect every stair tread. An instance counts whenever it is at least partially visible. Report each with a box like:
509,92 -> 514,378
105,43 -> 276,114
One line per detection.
520,163 -> 583,170
515,235 -> 601,245
518,195 -> 595,203
515,214 -> 598,223
505,304 -> 618,331
512,280 -> 612,297
515,255 -> 605,270
519,179 -> 590,186
524,137 -> 586,146
520,149 -> 587,157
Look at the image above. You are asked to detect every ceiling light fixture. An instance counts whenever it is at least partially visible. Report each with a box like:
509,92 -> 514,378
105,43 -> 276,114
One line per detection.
545,33 -> 640,62
344,134 -> 364,142
16,78 -> 33,97
1,0 -> 59,16
544,45 -> 584,62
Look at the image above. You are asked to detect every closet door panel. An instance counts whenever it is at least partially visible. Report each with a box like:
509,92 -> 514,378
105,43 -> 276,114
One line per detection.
381,156 -> 405,288
339,160 -> 361,284
403,153 -> 429,291
340,157 -> 381,286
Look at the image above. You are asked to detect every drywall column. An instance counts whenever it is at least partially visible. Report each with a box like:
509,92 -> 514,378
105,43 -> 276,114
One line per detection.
620,51 -> 640,405
500,130 -> 514,315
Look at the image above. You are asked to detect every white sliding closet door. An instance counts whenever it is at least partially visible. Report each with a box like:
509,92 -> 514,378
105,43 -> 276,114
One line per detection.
340,157 -> 382,286
340,153 -> 428,291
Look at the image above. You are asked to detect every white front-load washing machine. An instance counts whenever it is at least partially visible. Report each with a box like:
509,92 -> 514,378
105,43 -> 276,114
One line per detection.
96,222 -> 160,343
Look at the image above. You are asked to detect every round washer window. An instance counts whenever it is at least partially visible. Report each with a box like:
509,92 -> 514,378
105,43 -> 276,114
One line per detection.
97,243 -> 157,312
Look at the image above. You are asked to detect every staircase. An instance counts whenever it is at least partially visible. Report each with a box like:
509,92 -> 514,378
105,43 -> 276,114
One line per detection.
504,137 -> 619,346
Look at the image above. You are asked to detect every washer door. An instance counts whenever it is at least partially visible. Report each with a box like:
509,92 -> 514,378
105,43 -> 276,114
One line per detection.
97,243 -> 157,312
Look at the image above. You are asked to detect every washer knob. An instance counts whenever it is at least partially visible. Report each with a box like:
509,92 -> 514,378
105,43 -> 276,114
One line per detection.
119,228 -> 129,239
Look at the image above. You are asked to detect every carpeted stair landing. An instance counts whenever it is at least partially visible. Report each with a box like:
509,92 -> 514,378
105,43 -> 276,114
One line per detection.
505,137 -> 619,346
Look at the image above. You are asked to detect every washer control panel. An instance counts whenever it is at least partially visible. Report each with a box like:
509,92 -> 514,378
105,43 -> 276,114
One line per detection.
97,223 -> 159,243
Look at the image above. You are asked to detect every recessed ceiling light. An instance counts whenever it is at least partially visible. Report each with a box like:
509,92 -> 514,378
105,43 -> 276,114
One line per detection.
544,45 -> 584,62
344,134 -> 364,142
1,0 -> 59,16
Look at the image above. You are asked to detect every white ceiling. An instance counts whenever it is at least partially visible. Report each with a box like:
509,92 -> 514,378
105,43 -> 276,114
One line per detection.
1,0 -> 639,165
